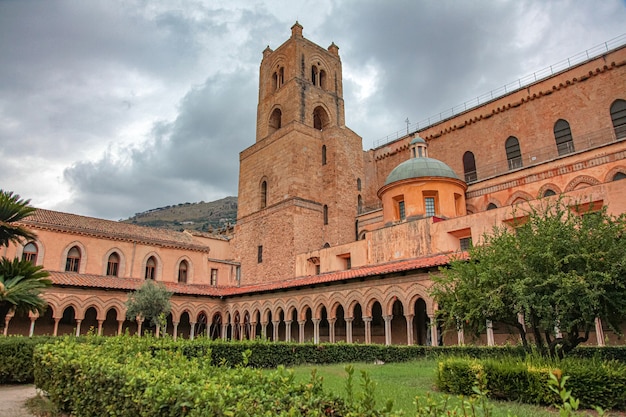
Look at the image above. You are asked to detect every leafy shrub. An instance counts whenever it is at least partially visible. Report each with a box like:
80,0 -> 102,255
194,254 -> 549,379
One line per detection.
437,356 -> 626,410
0,336 -> 54,383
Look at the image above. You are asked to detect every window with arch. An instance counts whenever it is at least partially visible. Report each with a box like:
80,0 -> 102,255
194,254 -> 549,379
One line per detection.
554,119 -> 574,155
311,65 -> 318,85
65,246 -> 81,272
357,178 -> 362,191
269,108 -> 282,134
462,151 -> 477,183
145,256 -> 156,280
321,145 -> 327,165
505,136 -> 522,170
260,180 -> 267,209
613,172 -> 626,181
319,69 -> 327,89
611,99 -> 626,139
22,242 -> 38,264
271,66 -> 284,91
106,252 -> 120,276
313,106 -> 329,130
487,203 -> 498,210
543,189 -> 557,197
178,260 -> 188,283
323,204 -> 329,225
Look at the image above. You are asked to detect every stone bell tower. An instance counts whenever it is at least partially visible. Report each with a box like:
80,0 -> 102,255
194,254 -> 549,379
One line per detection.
233,22 -> 364,285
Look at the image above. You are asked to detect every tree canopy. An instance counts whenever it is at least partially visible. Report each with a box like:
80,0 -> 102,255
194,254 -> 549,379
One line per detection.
0,190 -> 51,328
126,280 -> 173,333
431,198 -> 626,356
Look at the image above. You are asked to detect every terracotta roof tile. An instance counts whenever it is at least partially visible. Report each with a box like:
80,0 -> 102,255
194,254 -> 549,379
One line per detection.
47,253 -> 460,297
23,209 -> 211,252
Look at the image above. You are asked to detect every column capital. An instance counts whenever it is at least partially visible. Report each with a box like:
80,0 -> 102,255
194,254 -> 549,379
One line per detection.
362,316 -> 372,323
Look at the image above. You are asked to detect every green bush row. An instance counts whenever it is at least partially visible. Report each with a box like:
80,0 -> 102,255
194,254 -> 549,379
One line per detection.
33,337 -> 399,417
437,356 -> 626,410
0,336 -> 55,383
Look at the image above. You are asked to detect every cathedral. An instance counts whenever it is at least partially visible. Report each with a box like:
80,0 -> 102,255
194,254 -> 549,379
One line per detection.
4,24 -> 626,346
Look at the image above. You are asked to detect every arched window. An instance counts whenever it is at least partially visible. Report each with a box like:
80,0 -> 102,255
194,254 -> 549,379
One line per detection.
554,119 -> 574,155
462,151 -> 477,183
321,145 -> 327,165
505,136 -> 522,170
311,65 -> 318,85
272,72 -> 278,91
358,195 -> 363,214
323,205 -> 329,225
260,180 -> 267,209
610,99 -> 626,140
543,189 -> 557,197
145,256 -> 156,280
357,178 -> 362,191
178,260 -> 188,283
279,66 -> 284,86
22,242 -> 38,264
613,172 -> 626,181
269,108 -> 282,134
486,203 -> 498,210
319,69 -> 327,89
65,246 -> 81,272
313,106 -> 329,130
107,252 -> 120,276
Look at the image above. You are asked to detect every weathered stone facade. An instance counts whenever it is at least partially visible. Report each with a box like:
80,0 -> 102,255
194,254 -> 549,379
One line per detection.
3,24 -> 626,347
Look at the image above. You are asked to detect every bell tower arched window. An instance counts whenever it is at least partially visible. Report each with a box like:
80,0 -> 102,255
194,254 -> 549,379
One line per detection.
323,205 -> 329,225
311,65 -> 318,85
505,136 -> 522,170
269,108 -> 282,134
462,151 -> 477,183
260,180 -> 268,209
313,106 -> 330,130
611,99 -> 626,140
554,119 -> 574,155
321,145 -> 327,165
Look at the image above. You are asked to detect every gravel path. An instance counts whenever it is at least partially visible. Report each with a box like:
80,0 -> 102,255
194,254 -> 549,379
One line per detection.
0,385 -> 37,417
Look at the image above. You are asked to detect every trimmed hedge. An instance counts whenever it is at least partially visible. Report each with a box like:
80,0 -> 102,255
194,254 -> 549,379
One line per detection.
437,356 -> 626,410
34,337 -> 399,417
0,336 -> 55,383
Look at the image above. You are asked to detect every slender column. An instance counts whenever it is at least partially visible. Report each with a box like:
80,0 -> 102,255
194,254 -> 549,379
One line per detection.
137,318 -> 144,337
75,319 -> 82,337
173,322 -> 179,340
298,320 -> 306,343
29,317 -> 37,337
363,316 -> 372,344
3,316 -> 11,336
272,320 -> 280,341
383,315 -> 392,345
595,317 -> 605,346
190,322 -> 196,340
53,318 -> 60,336
405,314 -> 414,345
345,317 -> 353,343
328,318 -> 336,343
429,315 -> 439,347
285,320 -> 292,342
261,321 -> 268,340
486,319 -> 494,346
221,323 -> 228,340
97,320 -> 104,336
250,322 -> 257,339
457,328 -> 465,345
312,319 -> 321,344
116,320 -> 123,336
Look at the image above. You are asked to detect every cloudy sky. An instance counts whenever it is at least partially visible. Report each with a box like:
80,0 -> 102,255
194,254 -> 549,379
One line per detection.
1,1 -> 625,220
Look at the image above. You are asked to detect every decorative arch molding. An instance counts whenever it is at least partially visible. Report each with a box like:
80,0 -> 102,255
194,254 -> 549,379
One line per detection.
362,289 -> 387,316
285,304 -> 298,321
537,183 -> 562,198
604,166 -> 626,182
54,296 -> 85,319
383,289 -> 409,316
175,256 -> 193,283
261,305 -> 273,323
405,286 -> 433,315
299,304 -> 313,322
60,241 -> 88,274
140,252 -> 162,281
505,191 -> 534,206
102,299 -> 127,320
312,104 -> 332,130
485,198 -> 501,211
345,293 -> 366,318
564,175 -> 601,192
17,238 -> 46,266
102,247 -> 126,277
313,296 -> 330,319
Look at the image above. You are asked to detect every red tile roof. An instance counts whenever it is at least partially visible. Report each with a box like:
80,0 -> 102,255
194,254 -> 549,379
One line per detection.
48,253 -> 462,298
23,209 -> 212,252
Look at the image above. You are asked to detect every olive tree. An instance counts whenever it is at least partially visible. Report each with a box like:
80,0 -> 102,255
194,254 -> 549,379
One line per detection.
126,280 -> 172,336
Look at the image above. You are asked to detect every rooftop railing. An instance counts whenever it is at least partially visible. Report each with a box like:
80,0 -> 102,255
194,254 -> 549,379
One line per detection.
373,33 -> 626,149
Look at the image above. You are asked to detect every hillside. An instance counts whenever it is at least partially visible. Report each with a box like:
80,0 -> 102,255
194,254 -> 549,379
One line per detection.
122,196 -> 237,234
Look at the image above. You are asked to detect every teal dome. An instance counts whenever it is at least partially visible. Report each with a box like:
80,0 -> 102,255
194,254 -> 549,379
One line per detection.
410,136 -> 426,145
384,157 -> 460,185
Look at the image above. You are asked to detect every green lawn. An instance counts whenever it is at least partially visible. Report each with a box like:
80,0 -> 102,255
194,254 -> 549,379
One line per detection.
286,359 -> 556,416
